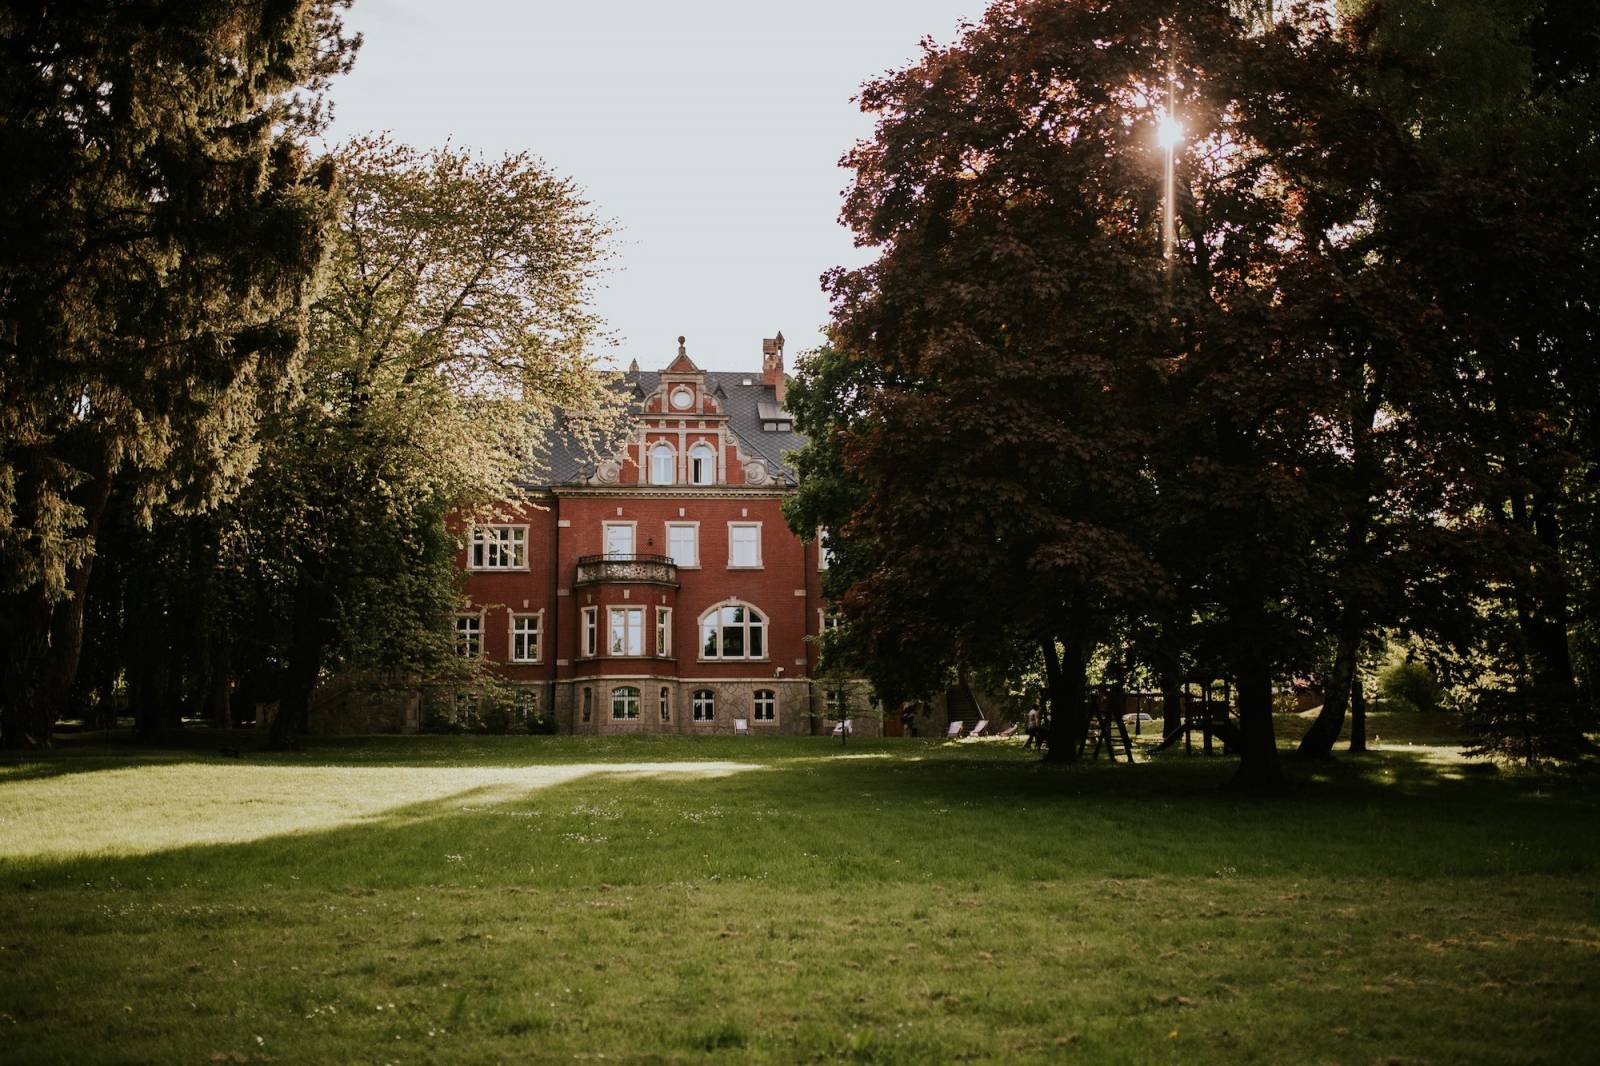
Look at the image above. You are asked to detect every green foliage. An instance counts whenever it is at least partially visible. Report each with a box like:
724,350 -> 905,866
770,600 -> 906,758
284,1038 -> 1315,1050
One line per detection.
1377,660 -> 1444,715
0,0 -> 357,743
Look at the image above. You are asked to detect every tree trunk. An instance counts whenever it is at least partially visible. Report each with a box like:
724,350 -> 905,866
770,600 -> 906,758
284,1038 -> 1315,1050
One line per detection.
1230,658 -> 1284,789
1297,628 -> 1359,759
1041,638 -> 1089,762
268,569 -> 330,749
1159,649 -> 1183,742
0,588 -> 56,747
1349,671 -> 1367,753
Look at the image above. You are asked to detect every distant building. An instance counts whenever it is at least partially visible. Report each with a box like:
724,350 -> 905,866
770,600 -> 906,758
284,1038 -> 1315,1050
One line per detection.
451,333 -> 882,735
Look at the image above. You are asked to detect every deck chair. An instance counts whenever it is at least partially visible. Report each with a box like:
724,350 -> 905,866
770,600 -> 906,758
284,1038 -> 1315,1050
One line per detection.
831,719 -> 853,736
734,718 -> 749,736
996,723 -> 1019,739
969,720 -> 989,737
946,720 -> 964,739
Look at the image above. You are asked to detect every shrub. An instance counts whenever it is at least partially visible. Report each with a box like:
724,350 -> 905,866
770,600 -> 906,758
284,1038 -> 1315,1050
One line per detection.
1378,660 -> 1442,714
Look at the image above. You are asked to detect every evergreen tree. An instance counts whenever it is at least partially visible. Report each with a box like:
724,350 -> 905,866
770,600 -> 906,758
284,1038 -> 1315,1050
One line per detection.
0,1 -> 357,746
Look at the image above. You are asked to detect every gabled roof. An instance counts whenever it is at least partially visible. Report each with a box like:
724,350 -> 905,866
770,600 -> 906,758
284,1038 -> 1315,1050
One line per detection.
520,367 -> 806,490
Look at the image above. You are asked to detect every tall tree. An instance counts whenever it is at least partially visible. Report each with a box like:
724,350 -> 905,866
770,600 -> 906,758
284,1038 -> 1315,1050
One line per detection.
251,138 -> 618,748
797,0 -> 1411,785
0,1 -> 356,746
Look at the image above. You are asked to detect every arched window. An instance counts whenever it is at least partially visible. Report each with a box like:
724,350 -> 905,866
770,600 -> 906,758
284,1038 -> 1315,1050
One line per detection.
649,442 -> 675,485
692,689 -> 715,721
689,442 -> 715,485
698,602 -> 767,660
753,689 -> 776,721
611,686 -> 640,720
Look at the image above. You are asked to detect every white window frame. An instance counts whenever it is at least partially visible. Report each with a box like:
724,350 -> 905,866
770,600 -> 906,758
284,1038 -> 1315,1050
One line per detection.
818,527 -> 834,571
455,612 -> 483,658
826,689 -> 846,717
608,605 -> 644,657
819,609 -> 841,635
509,612 -> 543,663
692,689 -> 715,721
659,686 -> 672,722
656,606 -> 672,656
469,524 -> 528,570
602,520 -> 636,559
698,601 -> 768,661
581,606 -> 598,658
727,521 -> 762,569
665,521 -> 700,568
689,441 -> 716,486
611,685 -> 641,720
649,441 -> 676,485
753,689 -> 776,722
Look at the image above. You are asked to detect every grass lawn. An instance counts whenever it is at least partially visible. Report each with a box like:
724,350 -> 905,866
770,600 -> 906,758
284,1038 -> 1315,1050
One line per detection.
2,714 -> 1597,1063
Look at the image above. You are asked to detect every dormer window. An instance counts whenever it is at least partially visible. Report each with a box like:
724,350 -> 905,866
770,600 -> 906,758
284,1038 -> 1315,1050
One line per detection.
649,443 -> 675,485
690,442 -> 715,485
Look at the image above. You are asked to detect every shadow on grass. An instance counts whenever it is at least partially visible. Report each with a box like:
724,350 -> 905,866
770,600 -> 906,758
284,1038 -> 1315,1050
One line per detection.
3,741 -> 1595,896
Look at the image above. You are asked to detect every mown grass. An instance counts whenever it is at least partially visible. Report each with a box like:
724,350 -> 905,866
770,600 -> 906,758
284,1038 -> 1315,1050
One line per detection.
2,715 -> 1596,1064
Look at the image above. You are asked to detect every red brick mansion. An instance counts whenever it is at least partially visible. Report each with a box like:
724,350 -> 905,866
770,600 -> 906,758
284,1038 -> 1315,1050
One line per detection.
454,334 -> 880,735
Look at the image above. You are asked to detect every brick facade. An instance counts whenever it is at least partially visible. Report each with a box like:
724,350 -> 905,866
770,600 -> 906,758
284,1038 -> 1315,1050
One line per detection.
452,336 -> 882,737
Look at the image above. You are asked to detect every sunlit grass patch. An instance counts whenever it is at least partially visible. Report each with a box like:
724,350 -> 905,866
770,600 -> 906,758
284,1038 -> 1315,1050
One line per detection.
1,726 -> 1595,1063
0,760 -> 754,861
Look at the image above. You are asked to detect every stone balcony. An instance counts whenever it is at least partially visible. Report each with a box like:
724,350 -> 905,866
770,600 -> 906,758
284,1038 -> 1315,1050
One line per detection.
574,553 -> 679,587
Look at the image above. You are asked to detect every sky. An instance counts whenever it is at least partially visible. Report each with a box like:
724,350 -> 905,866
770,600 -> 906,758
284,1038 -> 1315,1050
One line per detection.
323,0 -> 986,374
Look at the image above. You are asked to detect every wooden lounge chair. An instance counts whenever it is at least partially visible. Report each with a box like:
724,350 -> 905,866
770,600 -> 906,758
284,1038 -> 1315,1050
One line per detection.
946,720 -> 964,739
996,723 -> 1019,739
969,720 -> 989,737
734,718 -> 749,736
831,719 -> 853,736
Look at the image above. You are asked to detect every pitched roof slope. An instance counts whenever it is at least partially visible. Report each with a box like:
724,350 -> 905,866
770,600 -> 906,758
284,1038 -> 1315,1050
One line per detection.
521,368 -> 804,490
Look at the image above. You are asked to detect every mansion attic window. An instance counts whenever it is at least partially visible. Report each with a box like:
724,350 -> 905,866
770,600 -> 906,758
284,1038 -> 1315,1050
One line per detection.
699,603 -> 766,660
611,686 -> 641,720
689,442 -> 715,485
608,606 -> 643,656
455,614 -> 482,657
649,443 -> 675,485
692,689 -> 715,721
470,525 -> 526,569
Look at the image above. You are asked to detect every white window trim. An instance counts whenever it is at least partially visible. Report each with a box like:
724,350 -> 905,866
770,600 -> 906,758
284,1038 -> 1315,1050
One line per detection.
580,606 -> 598,658
656,606 -> 673,657
455,610 -> 485,658
665,521 -> 700,569
602,520 -> 637,558
648,441 -> 677,486
689,441 -> 717,486
508,610 -> 544,664
697,600 -> 769,662
608,605 -> 645,657
818,527 -> 833,571
819,608 -> 841,635
611,685 -> 641,720
468,524 -> 530,571
692,688 -> 716,722
753,688 -> 777,723
726,521 -> 763,569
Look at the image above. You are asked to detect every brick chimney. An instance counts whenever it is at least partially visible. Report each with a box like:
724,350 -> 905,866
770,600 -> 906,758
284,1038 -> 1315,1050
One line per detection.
761,331 -> 786,406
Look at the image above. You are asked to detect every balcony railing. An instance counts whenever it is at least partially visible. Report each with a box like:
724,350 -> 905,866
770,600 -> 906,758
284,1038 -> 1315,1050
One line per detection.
575,553 -> 678,586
